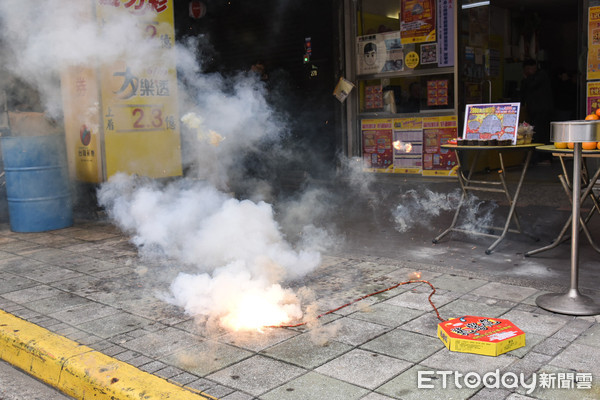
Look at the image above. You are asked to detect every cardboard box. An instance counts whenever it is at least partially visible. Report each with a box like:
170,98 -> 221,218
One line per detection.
438,316 -> 525,356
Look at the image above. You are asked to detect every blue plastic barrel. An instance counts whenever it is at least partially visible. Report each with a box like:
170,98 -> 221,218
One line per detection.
1,135 -> 73,232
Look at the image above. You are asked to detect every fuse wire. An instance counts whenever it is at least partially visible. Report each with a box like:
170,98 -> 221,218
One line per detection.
267,279 -> 445,329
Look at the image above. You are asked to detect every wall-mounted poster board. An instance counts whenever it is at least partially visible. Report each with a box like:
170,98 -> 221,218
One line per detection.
463,103 -> 520,144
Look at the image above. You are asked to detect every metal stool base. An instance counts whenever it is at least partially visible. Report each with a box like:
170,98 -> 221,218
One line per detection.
536,289 -> 600,316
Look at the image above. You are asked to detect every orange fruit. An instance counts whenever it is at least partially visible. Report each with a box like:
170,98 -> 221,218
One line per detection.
568,142 -> 574,149
595,109 -> 600,117
597,141 -> 600,150
554,142 -> 568,149
583,142 -> 597,150
585,114 -> 600,120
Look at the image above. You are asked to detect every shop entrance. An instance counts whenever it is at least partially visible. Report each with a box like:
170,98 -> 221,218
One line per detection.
458,0 -> 581,135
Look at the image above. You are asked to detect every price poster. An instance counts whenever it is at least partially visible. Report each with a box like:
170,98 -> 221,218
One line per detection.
362,119 -> 394,172
97,0 -> 182,179
463,103 -> 520,143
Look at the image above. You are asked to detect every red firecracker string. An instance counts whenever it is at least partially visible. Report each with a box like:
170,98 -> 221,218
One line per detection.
267,279 -> 445,329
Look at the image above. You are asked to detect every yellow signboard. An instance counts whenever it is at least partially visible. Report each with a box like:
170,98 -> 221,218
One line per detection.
96,0 -> 182,179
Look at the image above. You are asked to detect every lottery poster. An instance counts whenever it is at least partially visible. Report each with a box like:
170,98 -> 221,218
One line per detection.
422,116 -> 458,176
393,117 -> 423,174
400,0 -> 436,44
463,103 -> 520,143
362,119 -> 394,172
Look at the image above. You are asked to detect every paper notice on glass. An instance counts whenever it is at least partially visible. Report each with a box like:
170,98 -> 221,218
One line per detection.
333,77 -> 355,102
357,32 -> 403,75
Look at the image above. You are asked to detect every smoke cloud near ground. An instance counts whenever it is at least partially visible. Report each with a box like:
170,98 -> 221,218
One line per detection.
393,189 -> 498,235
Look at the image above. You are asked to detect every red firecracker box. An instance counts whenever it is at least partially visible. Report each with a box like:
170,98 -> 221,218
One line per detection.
438,316 -> 525,356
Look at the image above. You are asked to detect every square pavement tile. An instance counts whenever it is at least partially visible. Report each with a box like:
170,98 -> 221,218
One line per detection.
164,340 -> 253,376
575,324 -> 600,348
260,371 -> 369,400
438,299 -> 514,320
206,355 -> 306,397
429,274 -> 489,293
0,273 -> 39,294
382,289 -> 458,312
321,317 -> 390,346
420,347 -> 514,375
75,312 -> 156,339
471,283 -> 539,303
360,329 -> 444,363
261,332 -> 352,369
315,348 -> 411,390
549,343 -> 600,378
122,327 -> 203,358
376,365 -> 479,400
218,327 -> 298,352
348,303 -> 425,328
0,284 -> 63,304
21,264 -> 84,284
500,310 -> 570,337
398,313 -> 443,338
359,393 -> 396,400
48,302 -> 121,325
24,292 -> 92,314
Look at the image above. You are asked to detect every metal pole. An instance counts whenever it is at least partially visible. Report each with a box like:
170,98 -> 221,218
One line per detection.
536,142 -> 600,315
568,143 -> 581,296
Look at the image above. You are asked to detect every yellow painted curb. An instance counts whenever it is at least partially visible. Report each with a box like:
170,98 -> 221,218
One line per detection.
0,309 -> 217,400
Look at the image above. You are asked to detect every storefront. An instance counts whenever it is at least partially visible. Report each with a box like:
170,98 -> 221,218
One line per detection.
341,0 -> 582,174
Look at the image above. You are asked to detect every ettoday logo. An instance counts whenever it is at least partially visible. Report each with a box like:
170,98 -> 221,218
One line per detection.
417,370 -> 593,394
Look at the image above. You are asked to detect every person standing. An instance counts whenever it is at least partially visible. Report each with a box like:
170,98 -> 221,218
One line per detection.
520,59 -> 554,145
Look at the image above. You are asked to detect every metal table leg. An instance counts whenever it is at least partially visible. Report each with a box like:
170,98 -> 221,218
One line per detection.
536,143 -> 600,315
525,158 -> 600,257
485,149 -> 534,254
432,150 -> 481,244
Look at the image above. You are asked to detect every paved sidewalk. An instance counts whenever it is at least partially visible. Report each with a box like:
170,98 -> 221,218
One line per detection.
0,219 -> 599,399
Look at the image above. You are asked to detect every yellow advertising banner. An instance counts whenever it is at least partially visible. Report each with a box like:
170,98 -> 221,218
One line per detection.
96,0 -> 182,179
61,66 -> 103,183
588,6 -> 600,80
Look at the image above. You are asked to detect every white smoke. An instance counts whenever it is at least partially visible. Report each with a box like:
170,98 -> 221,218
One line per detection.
393,189 -> 498,234
98,174 -> 324,330
0,1 -> 333,331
